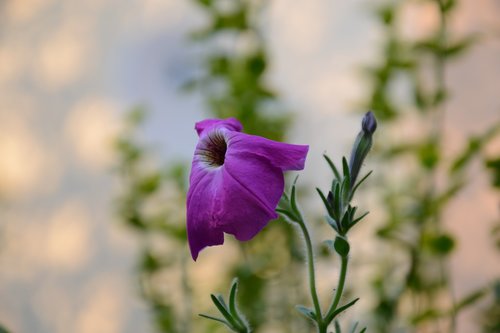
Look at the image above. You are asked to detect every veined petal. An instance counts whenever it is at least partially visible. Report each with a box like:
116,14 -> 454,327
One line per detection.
219,152 -> 282,241
227,132 -> 309,171
186,164 -> 225,261
195,118 -> 243,136
186,117 -> 309,260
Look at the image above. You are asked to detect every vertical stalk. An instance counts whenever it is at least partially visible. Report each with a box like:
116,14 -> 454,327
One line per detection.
181,252 -> 192,333
296,217 -> 325,332
325,255 -> 349,323
434,2 -> 458,332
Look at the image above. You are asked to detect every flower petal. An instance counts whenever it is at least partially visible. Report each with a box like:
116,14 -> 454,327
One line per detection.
227,132 -> 309,171
218,152 -> 283,241
186,165 -> 225,261
195,118 -> 243,136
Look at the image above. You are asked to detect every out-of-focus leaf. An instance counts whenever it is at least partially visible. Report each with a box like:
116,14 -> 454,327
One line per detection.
137,173 -> 162,195
485,157 -> 500,188
414,35 -> 477,59
418,140 -> 440,169
376,4 -> 395,25
492,223 -> 500,250
0,323 -> 10,333
126,106 -> 147,126
214,10 -> 247,30
140,250 -> 163,273
195,0 -> 213,8
153,302 -> 178,333
450,137 -> 481,173
427,233 -> 455,256
410,308 -> 443,324
441,0 -> 457,13
452,288 -> 487,313
444,36 -> 479,58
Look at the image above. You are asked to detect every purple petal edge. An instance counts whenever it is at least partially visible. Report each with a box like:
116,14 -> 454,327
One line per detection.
195,118 -> 243,136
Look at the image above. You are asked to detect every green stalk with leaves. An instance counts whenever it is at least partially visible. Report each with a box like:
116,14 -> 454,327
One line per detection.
202,112 -> 376,333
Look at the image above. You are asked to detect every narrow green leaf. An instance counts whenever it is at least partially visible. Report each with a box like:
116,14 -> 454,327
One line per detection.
334,320 -> 342,333
295,305 -> 317,321
276,208 -> 298,223
349,170 -> 373,200
326,298 -> 360,322
282,190 -> 289,202
334,183 -> 341,218
331,178 -> 340,196
229,280 -> 238,314
342,157 -> 351,189
349,322 -> 359,333
290,177 -> 300,216
347,211 -> 369,232
228,279 -> 247,331
325,216 -> 340,233
199,313 -> 231,326
323,154 -> 341,181
316,188 -> 333,216
340,176 -> 350,208
210,294 -> 241,330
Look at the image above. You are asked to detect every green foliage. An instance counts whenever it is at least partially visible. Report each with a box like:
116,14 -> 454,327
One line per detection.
0,323 -> 10,333
359,0 -> 500,331
277,113 -> 375,332
186,0 -> 289,141
200,279 -> 251,333
479,281 -> 500,332
485,157 -> 500,189
114,108 -> 190,333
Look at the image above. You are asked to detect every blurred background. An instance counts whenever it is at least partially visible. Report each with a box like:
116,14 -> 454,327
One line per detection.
0,0 -> 499,332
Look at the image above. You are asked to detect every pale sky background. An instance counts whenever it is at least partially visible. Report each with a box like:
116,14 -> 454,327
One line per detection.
0,0 -> 499,332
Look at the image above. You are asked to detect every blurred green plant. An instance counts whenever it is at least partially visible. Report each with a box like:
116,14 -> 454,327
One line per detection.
115,107 -> 191,333
478,159 -> 500,332
478,279 -> 500,332
185,0 -> 290,140
200,279 -> 251,333
0,323 -> 10,333
359,0 -> 500,332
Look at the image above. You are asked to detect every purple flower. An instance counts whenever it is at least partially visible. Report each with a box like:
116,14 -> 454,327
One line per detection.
187,118 -> 309,260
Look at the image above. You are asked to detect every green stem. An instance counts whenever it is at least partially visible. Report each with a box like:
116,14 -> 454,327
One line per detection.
296,217 -> 324,330
325,255 -> 349,324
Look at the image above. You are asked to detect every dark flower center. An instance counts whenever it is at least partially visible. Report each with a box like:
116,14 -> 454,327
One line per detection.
197,131 -> 228,167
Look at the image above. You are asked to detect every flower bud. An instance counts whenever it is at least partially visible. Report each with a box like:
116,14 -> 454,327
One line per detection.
349,111 -> 377,185
361,111 -> 377,135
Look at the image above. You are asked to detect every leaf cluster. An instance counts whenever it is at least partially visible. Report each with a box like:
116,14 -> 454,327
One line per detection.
200,279 -> 251,333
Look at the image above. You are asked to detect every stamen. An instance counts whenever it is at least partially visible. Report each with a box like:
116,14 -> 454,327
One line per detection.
196,130 -> 228,167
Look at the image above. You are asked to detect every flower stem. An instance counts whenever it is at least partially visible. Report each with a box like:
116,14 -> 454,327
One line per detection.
325,255 -> 349,324
296,217 -> 324,329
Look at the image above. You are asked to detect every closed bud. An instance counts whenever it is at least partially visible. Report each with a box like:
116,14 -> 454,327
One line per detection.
349,111 -> 377,185
361,111 -> 377,135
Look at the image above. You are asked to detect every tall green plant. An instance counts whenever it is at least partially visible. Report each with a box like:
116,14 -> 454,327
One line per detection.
359,0 -> 499,331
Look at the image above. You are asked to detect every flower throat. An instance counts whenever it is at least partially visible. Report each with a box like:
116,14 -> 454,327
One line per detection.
198,131 -> 227,167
